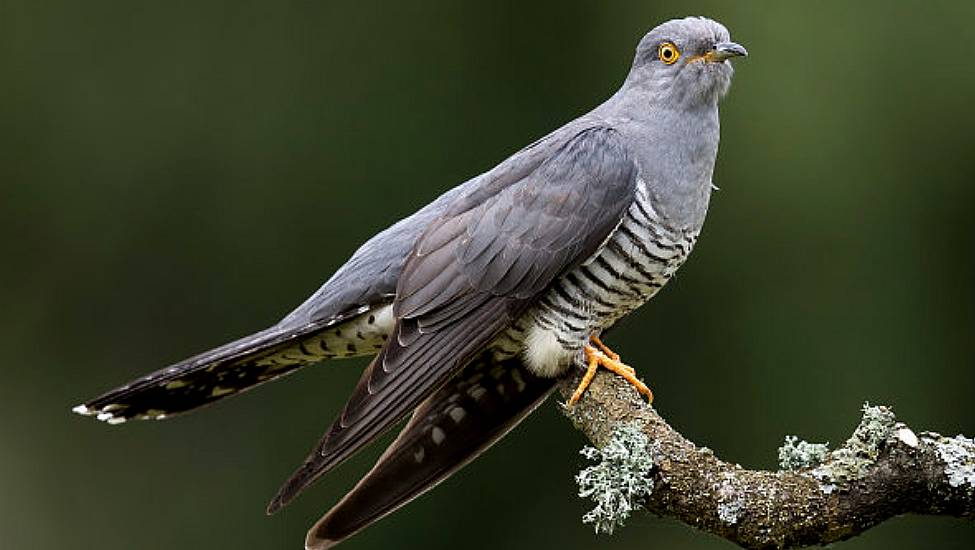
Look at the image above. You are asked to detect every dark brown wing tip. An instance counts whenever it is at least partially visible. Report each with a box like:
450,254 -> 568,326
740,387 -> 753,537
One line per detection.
266,477 -> 301,515
265,497 -> 283,516
267,444 -> 336,515
305,519 -> 342,550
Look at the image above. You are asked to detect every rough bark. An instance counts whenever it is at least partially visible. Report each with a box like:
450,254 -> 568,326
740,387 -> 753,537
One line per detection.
560,370 -> 975,548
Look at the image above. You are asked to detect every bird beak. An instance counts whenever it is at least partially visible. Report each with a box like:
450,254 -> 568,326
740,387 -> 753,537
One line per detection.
704,41 -> 748,62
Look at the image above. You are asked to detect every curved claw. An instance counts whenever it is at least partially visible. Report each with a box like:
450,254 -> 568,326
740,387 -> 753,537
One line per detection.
567,344 -> 653,407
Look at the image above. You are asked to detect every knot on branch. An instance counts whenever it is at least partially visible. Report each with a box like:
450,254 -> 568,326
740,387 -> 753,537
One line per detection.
780,403 -> 899,494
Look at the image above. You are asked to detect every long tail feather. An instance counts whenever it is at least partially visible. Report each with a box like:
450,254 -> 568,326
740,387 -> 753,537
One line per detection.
303,354 -> 556,549
72,305 -> 393,423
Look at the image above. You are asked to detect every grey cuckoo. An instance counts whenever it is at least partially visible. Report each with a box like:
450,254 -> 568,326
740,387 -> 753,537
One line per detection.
73,16 -> 747,549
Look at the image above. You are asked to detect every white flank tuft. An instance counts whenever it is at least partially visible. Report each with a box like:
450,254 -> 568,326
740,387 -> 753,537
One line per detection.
523,325 -> 571,378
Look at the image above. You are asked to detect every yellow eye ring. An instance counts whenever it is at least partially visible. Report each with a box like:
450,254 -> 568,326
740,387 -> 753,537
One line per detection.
658,42 -> 680,65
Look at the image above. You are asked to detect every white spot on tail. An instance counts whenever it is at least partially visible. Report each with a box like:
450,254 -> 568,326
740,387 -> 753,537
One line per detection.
72,404 -> 91,415
466,385 -> 487,401
431,426 -> 445,445
448,406 -> 466,424
510,368 -> 527,393
210,386 -> 235,397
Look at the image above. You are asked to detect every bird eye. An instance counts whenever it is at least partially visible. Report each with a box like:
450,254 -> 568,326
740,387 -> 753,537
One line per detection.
658,42 -> 680,65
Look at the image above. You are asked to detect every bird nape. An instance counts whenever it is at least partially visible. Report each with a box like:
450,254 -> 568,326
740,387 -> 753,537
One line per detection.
72,16 -> 746,550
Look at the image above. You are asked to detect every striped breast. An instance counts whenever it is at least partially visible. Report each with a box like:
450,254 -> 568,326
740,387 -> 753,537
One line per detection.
492,179 -> 699,377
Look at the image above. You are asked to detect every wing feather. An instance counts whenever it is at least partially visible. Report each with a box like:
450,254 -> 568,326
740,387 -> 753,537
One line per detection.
268,125 -> 639,513
303,354 -> 557,549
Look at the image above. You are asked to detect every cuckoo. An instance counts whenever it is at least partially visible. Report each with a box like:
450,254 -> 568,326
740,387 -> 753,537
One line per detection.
73,16 -> 747,549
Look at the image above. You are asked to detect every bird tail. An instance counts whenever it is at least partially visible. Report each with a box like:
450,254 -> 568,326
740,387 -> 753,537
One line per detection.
72,305 -> 393,424
299,353 -> 557,550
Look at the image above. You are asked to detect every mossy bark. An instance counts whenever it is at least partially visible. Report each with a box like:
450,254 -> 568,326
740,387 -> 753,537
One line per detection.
560,370 -> 975,549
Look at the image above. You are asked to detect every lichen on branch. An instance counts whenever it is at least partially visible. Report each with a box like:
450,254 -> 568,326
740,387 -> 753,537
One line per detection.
576,422 -> 656,534
559,370 -> 975,549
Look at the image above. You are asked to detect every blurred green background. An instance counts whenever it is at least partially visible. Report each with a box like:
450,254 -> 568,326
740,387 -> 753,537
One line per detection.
2,1 -> 973,549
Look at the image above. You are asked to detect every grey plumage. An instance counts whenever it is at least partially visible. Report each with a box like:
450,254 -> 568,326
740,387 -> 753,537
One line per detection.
73,16 -> 746,549
267,125 -> 639,514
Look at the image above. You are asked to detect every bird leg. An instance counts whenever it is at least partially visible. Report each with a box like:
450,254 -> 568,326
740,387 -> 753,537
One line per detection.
567,340 -> 653,407
590,335 -> 622,366
591,334 -> 641,376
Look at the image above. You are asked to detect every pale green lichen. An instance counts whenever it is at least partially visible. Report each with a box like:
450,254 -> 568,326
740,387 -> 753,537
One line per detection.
852,403 -> 897,450
576,422 -> 656,535
933,435 -> 975,490
778,435 -> 830,471
809,403 -> 896,491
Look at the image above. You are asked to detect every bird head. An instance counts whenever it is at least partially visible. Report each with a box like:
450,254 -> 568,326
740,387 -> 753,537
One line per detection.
626,17 -> 747,108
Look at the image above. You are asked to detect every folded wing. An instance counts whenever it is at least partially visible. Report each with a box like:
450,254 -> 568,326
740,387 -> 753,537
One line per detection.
268,125 -> 639,513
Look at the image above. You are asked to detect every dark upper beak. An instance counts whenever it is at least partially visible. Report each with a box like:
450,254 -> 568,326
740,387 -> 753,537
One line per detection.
708,41 -> 748,62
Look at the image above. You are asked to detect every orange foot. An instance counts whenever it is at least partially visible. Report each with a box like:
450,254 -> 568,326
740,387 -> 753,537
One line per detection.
567,336 -> 654,407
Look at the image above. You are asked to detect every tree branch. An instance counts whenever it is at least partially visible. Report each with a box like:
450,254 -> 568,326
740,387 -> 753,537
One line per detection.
559,370 -> 975,548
